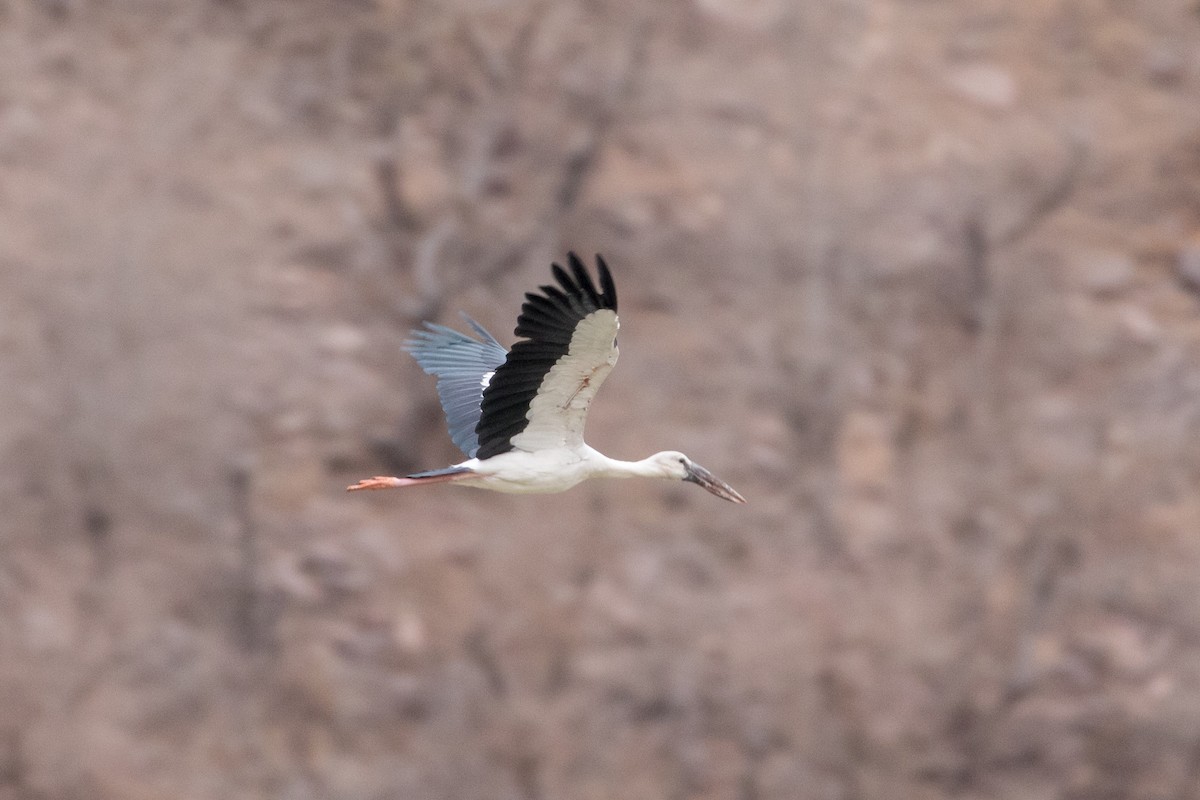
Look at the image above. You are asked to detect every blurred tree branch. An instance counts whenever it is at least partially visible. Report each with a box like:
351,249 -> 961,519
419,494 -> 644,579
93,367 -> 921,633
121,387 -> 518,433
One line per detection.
362,3 -> 650,326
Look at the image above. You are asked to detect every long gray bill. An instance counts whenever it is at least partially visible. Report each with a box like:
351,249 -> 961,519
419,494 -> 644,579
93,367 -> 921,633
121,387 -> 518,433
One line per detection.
684,461 -> 747,504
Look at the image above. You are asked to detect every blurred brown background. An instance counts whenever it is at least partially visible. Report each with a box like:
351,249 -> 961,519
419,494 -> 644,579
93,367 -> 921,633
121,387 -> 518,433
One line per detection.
3,1 -> 1200,798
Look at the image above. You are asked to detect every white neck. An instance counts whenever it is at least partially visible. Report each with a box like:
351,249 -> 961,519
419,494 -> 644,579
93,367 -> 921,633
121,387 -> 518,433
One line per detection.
588,451 -> 668,480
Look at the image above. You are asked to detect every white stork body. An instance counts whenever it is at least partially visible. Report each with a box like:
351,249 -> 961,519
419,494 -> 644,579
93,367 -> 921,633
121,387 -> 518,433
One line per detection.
348,254 -> 745,504
454,447 -> 694,494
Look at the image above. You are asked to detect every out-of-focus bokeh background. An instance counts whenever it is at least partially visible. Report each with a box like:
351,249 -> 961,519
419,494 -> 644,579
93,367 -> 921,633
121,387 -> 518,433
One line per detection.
3,1 -> 1200,798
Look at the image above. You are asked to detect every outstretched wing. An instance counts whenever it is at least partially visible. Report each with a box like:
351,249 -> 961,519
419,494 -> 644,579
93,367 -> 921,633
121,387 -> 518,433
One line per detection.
475,253 -> 619,459
404,315 -> 509,458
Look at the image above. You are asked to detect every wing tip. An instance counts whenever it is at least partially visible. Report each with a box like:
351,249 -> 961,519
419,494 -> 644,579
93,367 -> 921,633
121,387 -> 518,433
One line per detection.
561,251 -> 617,312
594,253 -> 617,311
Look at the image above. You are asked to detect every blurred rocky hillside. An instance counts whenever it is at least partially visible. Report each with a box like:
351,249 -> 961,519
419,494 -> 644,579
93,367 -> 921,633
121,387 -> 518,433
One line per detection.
2,1 -> 1200,798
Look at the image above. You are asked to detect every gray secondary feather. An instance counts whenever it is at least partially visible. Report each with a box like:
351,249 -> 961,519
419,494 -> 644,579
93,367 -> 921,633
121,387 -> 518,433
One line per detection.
403,314 -> 509,458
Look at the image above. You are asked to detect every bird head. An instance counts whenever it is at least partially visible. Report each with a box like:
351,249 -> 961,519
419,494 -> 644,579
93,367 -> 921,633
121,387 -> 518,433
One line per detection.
650,451 -> 746,504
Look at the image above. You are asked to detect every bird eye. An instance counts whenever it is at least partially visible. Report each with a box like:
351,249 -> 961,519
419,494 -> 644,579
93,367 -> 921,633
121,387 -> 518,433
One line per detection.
678,457 -> 686,464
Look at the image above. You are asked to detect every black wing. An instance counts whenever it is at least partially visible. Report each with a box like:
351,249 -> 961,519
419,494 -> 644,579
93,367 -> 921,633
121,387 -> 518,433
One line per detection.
475,253 -> 619,460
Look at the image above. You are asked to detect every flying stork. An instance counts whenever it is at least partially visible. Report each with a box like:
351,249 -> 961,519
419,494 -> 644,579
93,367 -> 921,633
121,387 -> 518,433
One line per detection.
347,253 -> 746,504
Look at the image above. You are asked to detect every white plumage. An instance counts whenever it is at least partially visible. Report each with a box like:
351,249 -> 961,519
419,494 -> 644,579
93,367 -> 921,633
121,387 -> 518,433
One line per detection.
348,253 -> 745,504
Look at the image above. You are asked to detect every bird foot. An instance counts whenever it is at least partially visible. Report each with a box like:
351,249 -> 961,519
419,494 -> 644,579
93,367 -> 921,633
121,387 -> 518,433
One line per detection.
346,476 -> 405,491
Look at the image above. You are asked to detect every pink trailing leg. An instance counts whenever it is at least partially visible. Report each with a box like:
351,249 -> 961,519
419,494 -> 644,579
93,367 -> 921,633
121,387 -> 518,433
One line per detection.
347,471 -> 473,491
